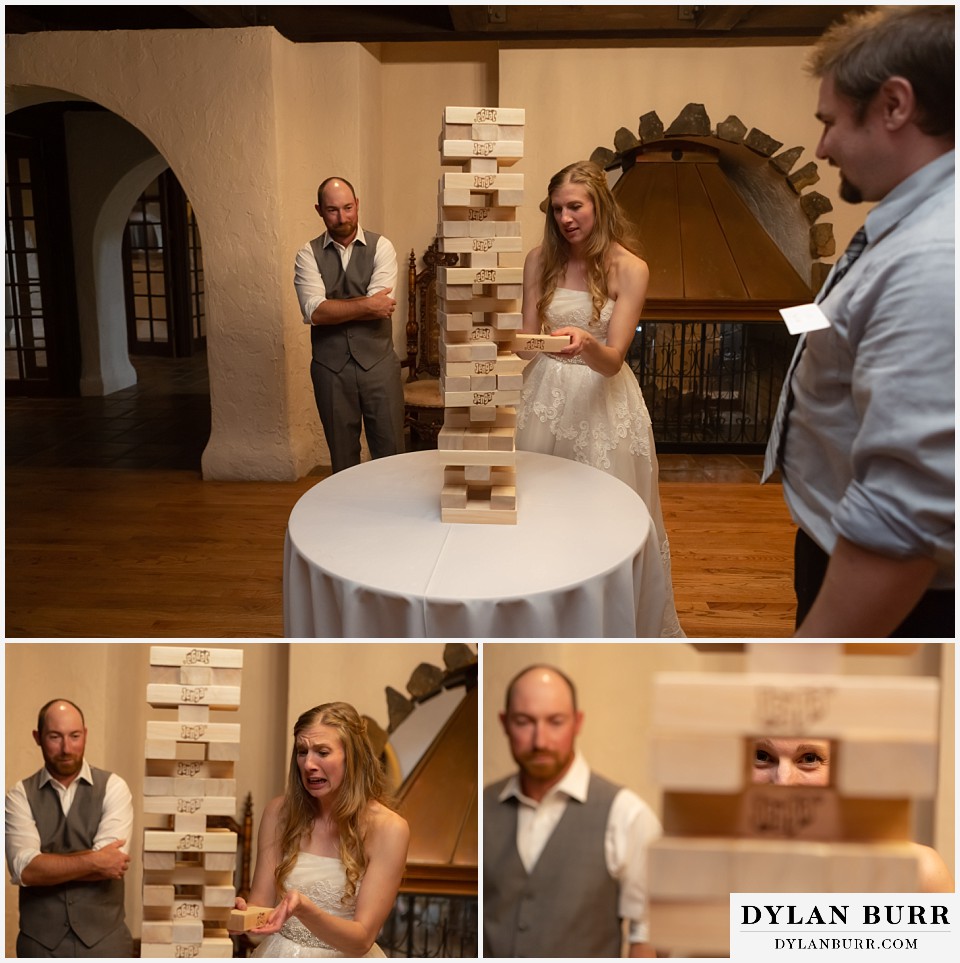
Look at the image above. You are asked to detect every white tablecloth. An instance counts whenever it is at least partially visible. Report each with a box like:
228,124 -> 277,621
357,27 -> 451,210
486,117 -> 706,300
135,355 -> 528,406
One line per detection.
283,450 -> 666,638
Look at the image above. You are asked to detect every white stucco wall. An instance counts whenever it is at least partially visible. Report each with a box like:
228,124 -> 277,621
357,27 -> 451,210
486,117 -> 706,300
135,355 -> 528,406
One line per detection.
6,30 -> 860,481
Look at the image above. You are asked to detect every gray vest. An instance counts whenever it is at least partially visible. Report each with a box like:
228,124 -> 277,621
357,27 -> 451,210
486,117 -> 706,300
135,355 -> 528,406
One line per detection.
20,767 -> 126,949
483,772 -> 622,958
309,231 -> 393,372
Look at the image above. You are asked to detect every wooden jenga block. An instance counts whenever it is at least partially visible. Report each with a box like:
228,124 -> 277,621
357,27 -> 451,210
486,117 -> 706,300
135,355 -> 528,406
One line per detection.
493,190 -> 524,207
227,906 -> 274,932
746,642 -> 843,675
651,672 -> 939,738
464,465 -> 492,482
487,427 -> 516,452
490,486 -> 517,510
143,795 -> 237,816
173,812 -> 208,834
438,427 -> 466,450
492,312 -> 522,330
497,373 -> 524,391
834,735 -> 938,798
440,340 -> 497,362
509,333 -> 572,352
206,741 -> 241,761
150,646 -> 243,668
438,309 -> 473,330
444,389 -> 521,407
444,448 -> 516,468
144,739 -> 208,761
143,851 -> 176,871
466,251 -> 498,269
172,919 -> 205,942
147,684 -> 241,709
444,106 -> 526,125
462,428 -> 490,450
439,236 -> 522,254
146,721 -> 242,743
441,172 -> 524,192
441,266 -> 523,286
141,921 -> 175,943
203,885 -> 236,908
141,938 -> 233,959
441,485 -> 468,509
648,837 -> 734,900
651,732 -> 745,792
146,759 -> 233,779
442,500 -> 518,525
650,900 -> 728,955
468,404 -> 496,422
143,830 -> 238,853
441,139 -> 524,163
732,837 -> 828,891
662,789 -> 912,842
204,852 -> 238,872
829,841 -> 920,891
444,407 -> 516,428
178,705 -> 211,724
143,864 -> 233,887
143,884 -> 175,906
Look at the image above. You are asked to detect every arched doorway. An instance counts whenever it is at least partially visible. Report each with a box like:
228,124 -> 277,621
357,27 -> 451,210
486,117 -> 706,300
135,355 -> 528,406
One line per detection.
5,100 -> 211,471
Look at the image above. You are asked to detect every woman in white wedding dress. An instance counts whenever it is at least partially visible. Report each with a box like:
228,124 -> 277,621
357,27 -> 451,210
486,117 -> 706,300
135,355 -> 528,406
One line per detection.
235,702 -> 409,957
516,160 -> 683,637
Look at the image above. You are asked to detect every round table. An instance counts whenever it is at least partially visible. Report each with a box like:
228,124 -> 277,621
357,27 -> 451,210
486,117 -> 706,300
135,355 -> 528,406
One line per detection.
283,450 -> 667,637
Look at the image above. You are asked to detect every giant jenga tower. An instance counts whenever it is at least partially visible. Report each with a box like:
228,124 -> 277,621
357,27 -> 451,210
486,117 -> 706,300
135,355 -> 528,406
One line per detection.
140,646 -> 243,958
646,643 -> 941,956
436,106 -> 569,525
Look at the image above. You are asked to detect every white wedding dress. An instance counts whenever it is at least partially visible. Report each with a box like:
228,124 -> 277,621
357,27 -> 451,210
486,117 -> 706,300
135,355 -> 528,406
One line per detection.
516,288 -> 684,637
251,853 -> 385,958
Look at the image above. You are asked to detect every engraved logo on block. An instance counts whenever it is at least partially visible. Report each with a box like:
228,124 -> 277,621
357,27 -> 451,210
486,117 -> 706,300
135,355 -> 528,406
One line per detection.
174,902 -> 202,918
746,789 -> 825,838
473,142 -> 495,156
473,175 -> 495,189
180,686 -> 207,704
473,392 -> 495,406
475,108 -> 498,122
177,834 -> 204,851
756,687 -> 834,730
469,327 -> 493,341
180,724 -> 207,741
475,361 -> 495,374
527,337 -> 545,350
176,762 -> 202,777
468,208 -> 490,221
472,238 -> 494,252
175,946 -> 200,958
184,648 -> 211,665
474,270 -> 496,283
177,798 -> 203,813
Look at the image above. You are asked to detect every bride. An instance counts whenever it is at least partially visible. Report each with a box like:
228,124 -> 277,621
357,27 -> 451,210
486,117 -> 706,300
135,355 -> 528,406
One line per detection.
236,702 -> 409,957
516,160 -> 683,637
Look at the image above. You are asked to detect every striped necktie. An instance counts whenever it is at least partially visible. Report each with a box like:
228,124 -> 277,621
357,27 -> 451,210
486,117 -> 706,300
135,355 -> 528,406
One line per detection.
762,227 -> 868,482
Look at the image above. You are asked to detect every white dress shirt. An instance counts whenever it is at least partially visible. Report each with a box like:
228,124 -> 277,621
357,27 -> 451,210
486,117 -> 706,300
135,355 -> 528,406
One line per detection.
293,227 -> 398,325
5,760 -> 134,885
497,751 -> 662,945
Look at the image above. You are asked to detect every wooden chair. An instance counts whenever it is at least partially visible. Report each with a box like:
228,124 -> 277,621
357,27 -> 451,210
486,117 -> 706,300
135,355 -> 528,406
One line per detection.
402,240 -> 457,449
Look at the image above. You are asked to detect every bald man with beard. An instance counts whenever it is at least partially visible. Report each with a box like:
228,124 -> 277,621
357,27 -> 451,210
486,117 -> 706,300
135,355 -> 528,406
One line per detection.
5,700 -> 133,957
483,665 -> 661,958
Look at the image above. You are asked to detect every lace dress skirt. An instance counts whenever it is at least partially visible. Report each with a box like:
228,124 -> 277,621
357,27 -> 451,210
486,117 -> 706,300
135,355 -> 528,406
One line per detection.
516,289 -> 684,637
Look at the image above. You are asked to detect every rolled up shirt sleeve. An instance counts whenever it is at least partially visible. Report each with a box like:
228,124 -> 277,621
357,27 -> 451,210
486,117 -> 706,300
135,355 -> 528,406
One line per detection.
5,782 -> 42,885
836,236 -> 954,573
294,243 -> 327,324
606,788 -> 663,946
93,774 -> 134,855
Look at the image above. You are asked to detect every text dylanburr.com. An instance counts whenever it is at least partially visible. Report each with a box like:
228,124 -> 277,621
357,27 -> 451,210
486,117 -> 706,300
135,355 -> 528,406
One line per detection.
730,894 -> 957,961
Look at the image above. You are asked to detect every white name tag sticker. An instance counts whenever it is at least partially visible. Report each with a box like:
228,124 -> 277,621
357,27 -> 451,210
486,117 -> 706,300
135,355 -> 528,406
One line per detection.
779,303 -> 832,335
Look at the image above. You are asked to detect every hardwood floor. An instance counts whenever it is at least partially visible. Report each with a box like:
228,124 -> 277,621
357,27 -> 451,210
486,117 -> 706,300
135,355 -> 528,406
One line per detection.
6,353 -> 797,637
4,465 -> 797,639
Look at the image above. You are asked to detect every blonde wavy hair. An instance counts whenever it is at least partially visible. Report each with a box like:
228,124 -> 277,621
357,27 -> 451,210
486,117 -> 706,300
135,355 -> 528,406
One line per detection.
275,702 -> 388,903
537,160 -> 643,329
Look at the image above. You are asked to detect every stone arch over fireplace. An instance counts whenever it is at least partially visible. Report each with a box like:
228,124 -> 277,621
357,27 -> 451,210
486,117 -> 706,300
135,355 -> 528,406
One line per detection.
590,102 -> 837,315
